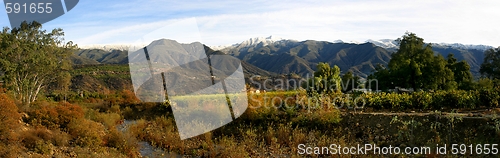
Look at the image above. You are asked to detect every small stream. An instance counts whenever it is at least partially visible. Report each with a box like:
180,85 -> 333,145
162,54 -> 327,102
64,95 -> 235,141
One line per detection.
117,120 -> 182,158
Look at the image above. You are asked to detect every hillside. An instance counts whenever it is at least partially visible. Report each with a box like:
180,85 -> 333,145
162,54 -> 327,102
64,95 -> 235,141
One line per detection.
72,49 -> 129,65
70,64 -> 133,92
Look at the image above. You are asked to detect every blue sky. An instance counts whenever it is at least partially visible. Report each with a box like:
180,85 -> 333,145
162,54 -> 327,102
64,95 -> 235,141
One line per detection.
1,0 -> 499,47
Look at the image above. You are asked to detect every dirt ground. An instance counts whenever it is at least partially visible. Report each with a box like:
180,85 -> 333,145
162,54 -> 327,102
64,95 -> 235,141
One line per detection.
335,110 -> 500,157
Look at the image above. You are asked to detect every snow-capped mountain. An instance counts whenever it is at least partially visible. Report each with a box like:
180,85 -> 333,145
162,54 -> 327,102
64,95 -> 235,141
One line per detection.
433,43 -> 494,51
363,39 -> 493,51
212,36 -> 295,51
365,39 -> 399,49
210,44 -> 233,51
333,39 -> 362,44
238,36 -> 284,47
211,36 -> 381,51
332,39 -> 344,43
354,39 -> 494,51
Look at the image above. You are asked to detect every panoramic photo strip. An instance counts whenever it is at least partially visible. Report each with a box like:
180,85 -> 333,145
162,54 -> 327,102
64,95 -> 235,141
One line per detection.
0,0 -> 499,157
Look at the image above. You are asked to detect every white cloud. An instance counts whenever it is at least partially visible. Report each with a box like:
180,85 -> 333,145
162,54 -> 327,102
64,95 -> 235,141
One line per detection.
57,0 -> 500,47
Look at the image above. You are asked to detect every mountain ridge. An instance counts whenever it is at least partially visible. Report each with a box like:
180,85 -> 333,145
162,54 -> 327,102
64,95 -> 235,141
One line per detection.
211,36 -> 494,51
212,36 -> 494,78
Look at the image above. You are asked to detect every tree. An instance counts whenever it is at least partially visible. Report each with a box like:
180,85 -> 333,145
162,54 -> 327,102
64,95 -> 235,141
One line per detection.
446,54 -> 474,90
476,78 -> 494,90
369,64 -> 391,91
49,71 -> 72,101
422,54 -> 455,90
376,32 -> 454,91
0,21 -> 77,105
341,71 -> 361,92
480,48 -> 500,79
305,62 -> 342,94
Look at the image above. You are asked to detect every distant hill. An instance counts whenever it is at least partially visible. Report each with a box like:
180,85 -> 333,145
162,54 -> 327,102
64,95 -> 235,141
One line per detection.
69,55 -> 100,65
72,49 -> 128,65
70,64 -> 133,92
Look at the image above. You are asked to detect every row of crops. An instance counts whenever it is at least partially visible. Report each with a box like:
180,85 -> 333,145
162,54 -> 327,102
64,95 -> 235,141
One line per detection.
247,88 -> 500,111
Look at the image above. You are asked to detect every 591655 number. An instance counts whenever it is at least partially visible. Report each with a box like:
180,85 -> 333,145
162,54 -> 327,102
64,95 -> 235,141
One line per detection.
5,3 -> 53,14
451,144 -> 498,155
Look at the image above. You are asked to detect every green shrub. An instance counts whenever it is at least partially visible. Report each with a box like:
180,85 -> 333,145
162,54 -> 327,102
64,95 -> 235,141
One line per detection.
411,91 -> 433,109
105,128 -> 140,157
100,112 -> 122,129
67,118 -> 105,148
431,90 -> 478,109
18,127 -> 70,155
365,92 -> 411,110
360,90 -> 495,110
478,89 -> 500,107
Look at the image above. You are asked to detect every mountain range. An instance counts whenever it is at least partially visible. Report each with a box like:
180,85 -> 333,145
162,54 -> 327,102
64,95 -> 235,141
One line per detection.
72,36 -> 495,79
213,36 -> 493,78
